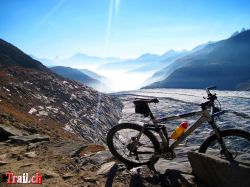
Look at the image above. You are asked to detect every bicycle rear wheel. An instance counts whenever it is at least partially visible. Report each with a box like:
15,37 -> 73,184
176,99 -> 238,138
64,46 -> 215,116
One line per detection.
199,129 -> 250,164
107,123 -> 160,167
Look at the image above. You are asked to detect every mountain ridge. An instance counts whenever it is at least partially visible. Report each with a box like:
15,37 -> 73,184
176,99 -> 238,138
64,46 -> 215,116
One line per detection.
50,66 -> 99,86
50,66 -> 110,92
0,38 -> 48,71
144,29 -> 250,90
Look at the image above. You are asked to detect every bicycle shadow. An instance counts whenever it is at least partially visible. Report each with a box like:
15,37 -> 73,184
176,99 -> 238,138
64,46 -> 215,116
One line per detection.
130,169 -> 193,187
105,164 -> 194,187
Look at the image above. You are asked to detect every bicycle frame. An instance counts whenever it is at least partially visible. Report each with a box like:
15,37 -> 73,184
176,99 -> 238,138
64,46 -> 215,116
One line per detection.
145,107 -> 224,152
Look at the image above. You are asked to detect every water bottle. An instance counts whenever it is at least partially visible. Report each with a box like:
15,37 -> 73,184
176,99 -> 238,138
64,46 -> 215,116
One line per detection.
171,122 -> 188,140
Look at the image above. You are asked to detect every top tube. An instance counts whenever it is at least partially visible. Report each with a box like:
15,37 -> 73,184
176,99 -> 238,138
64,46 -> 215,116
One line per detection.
211,110 -> 225,118
153,110 -> 203,123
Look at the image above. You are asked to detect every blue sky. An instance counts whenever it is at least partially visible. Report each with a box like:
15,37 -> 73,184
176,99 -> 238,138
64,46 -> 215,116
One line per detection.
0,0 -> 250,59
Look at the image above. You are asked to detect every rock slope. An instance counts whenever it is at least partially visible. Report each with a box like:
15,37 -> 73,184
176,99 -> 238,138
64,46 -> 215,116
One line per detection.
0,66 -> 122,143
0,38 -> 123,143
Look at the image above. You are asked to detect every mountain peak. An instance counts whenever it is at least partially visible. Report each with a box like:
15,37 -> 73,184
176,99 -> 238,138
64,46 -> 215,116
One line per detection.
137,53 -> 160,61
161,49 -> 178,58
71,53 -> 92,58
0,38 -> 48,71
230,27 -> 249,38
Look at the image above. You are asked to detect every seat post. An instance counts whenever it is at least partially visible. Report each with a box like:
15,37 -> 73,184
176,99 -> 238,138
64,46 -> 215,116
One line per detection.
149,110 -> 155,120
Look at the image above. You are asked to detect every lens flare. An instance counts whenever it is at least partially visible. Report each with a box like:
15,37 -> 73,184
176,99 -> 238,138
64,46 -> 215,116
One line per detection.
94,0 -> 122,143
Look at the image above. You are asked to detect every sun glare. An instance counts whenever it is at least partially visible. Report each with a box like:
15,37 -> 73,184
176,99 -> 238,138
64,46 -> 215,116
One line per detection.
96,69 -> 154,92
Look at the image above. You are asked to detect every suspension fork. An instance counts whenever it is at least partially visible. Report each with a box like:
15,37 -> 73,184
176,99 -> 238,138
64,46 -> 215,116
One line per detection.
209,119 -> 233,159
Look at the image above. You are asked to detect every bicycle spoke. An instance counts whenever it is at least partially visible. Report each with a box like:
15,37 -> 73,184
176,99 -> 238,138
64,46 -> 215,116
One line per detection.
112,128 -> 156,164
206,135 -> 250,163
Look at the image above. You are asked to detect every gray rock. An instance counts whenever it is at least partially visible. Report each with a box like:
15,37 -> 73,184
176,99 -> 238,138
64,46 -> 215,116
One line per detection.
51,141 -> 87,157
80,150 -> 113,167
82,177 -> 98,183
155,159 -> 192,174
97,161 -> 116,175
0,160 -> 8,166
70,146 -> 87,157
62,173 -> 75,180
9,134 -> 49,144
19,163 -> 34,168
40,169 -> 60,179
0,124 -> 23,141
88,150 -> 113,164
188,151 -> 250,187
24,151 -> 37,158
27,141 -> 49,150
0,153 -> 8,160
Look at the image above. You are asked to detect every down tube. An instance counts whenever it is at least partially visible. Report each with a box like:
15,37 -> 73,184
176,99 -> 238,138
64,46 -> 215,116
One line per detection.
170,116 -> 207,149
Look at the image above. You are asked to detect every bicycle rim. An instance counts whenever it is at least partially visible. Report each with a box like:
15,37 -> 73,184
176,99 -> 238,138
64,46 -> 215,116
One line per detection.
108,124 -> 159,165
203,131 -> 250,164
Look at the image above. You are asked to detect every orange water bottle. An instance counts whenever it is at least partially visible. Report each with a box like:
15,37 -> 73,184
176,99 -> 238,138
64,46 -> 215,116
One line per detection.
171,122 -> 188,140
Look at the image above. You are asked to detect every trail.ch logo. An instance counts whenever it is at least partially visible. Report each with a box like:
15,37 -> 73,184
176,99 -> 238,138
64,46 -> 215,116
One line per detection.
3,171 -> 42,184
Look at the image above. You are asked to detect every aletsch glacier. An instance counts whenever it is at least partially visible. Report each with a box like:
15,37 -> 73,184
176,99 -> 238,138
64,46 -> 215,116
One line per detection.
116,88 -> 250,145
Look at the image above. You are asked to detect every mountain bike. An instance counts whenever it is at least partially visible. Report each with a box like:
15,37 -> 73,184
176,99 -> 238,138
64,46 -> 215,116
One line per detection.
107,86 -> 250,168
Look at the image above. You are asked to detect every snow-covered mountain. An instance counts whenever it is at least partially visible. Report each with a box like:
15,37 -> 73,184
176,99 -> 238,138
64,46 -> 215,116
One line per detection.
144,29 -> 250,90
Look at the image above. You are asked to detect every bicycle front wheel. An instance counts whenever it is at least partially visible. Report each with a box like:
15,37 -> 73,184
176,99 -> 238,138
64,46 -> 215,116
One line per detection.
199,129 -> 250,164
107,123 -> 160,167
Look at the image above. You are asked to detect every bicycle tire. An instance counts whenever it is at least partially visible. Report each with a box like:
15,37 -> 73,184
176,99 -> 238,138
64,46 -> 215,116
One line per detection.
107,123 -> 160,167
199,129 -> 250,163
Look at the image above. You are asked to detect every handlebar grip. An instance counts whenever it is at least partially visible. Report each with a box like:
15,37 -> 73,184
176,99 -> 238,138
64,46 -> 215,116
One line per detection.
206,86 -> 216,94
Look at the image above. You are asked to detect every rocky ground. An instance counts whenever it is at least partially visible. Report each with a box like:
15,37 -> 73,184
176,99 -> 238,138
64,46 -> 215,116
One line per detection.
0,135 -> 112,186
0,122 -> 197,187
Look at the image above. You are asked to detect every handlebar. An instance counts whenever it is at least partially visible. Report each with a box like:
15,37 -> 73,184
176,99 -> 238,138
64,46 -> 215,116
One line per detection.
205,86 -> 217,101
206,86 -> 216,95
201,86 -> 219,110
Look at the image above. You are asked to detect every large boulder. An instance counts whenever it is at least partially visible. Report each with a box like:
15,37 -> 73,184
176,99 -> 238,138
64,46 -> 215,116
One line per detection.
0,124 -> 23,141
9,134 -> 49,144
188,152 -> 250,187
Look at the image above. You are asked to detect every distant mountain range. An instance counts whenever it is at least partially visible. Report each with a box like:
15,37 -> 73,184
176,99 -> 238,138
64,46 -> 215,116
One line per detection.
99,50 -> 188,73
96,53 -> 159,71
36,53 -> 124,69
144,29 -> 250,90
79,68 -> 107,81
143,41 -> 214,86
24,28 -> 250,91
129,50 -> 189,74
50,66 -> 99,85
36,50 -> 191,91
50,66 -> 109,92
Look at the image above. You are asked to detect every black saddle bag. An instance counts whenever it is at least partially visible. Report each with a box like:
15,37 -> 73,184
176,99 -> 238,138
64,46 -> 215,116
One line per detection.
133,101 -> 151,117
